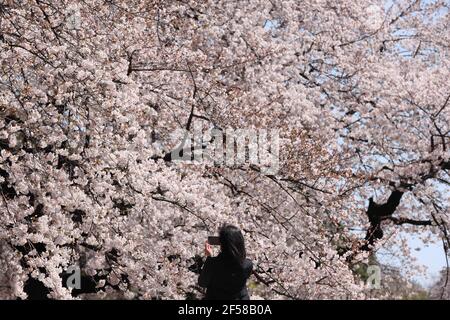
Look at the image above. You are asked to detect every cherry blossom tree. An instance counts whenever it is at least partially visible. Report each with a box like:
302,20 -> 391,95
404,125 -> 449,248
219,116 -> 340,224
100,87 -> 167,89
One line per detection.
430,267 -> 450,299
0,0 -> 449,299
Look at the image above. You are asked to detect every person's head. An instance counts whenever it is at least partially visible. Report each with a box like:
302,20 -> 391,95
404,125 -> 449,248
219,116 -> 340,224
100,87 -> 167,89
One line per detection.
218,224 -> 246,265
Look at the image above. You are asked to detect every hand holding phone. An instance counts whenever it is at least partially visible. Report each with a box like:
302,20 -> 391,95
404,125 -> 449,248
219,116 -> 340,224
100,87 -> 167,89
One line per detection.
204,241 -> 213,257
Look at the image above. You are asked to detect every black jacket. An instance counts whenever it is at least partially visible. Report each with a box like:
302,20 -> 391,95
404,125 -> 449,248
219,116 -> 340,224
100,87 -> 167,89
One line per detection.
198,253 -> 253,300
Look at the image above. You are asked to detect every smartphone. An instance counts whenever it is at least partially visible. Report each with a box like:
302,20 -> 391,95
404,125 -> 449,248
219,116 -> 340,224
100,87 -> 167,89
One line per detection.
207,236 -> 221,246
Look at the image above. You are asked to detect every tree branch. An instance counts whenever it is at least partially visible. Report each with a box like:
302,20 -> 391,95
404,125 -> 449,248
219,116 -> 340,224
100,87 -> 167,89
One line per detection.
381,216 -> 432,226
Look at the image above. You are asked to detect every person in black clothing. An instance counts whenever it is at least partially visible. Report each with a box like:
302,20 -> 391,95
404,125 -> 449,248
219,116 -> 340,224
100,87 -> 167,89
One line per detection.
198,224 -> 253,300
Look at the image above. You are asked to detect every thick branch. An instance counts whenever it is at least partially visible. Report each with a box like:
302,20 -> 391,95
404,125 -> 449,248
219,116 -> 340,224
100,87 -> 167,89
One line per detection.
381,216 -> 432,226
363,190 -> 404,248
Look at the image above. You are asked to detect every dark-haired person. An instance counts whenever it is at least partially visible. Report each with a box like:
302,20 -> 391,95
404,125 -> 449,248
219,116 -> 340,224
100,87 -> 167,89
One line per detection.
198,224 -> 253,300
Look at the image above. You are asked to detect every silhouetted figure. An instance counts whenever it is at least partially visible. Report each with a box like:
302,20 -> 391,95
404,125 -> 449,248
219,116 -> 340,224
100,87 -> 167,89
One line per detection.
198,225 -> 253,300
